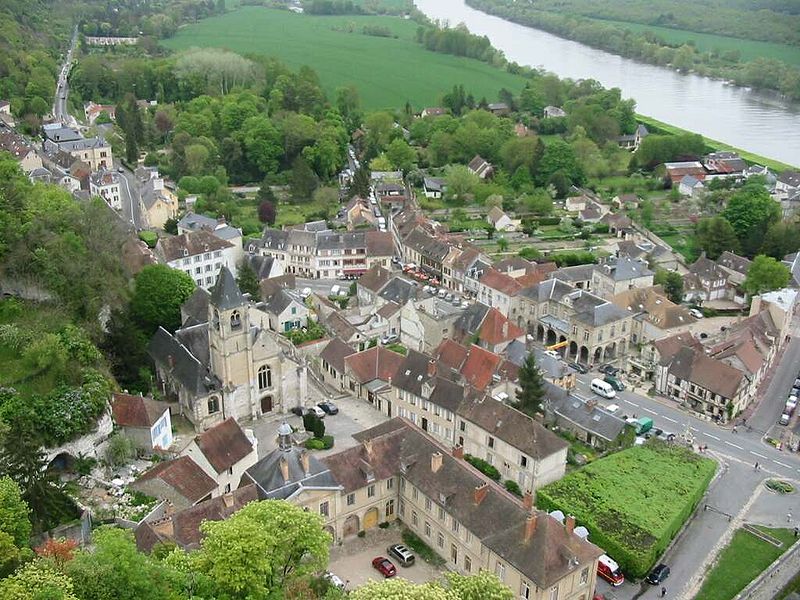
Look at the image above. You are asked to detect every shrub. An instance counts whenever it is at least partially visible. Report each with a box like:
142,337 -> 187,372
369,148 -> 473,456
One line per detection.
138,231 -> 158,248
401,529 -> 446,566
464,454 -> 501,481
106,433 -> 136,466
766,479 -> 794,494
321,435 -> 334,449
357,530 -> 366,538
504,480 -> 523,497
312,417 -> 326,439
538,216 -> 561,225
305,438 -> 325,450
378,521 -> 390,529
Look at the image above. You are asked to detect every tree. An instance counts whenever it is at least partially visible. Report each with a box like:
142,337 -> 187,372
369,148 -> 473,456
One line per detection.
0,477 -> 31,577
445,164 -> 479,203
290,156 -> 318,200
195,499 -> 331,598
237,263 -> 260,297
240,115 -> 282,175
760,221 -> 800,260
497,237 -> 509,252
348,166 -> 370,198
446,570 -> 514,600
67,527 -> 182,600
654,269 -> 684,304
536,140 -> 584,186
695,217 -> 740,259
258,200 -> 277,225
743,255 -> 790,296
385,138 -> 416,173
514,352 -> 546,416
101,307 -> 151,393
721,183 -> 781,256
163,217 -> 178,235
130,264 -> 196,334
0,560 -> 79,600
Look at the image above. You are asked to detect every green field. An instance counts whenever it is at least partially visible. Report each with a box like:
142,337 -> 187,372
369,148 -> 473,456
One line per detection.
589,17 -> 800,66
696,526 -> 797,600
537,442 -> 716,578
162,7 -> 529,109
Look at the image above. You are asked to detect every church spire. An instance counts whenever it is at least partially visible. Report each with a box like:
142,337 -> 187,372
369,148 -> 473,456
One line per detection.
209,267 -> 244,310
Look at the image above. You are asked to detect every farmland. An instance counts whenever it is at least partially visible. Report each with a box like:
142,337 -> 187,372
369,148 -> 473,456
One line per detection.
587,18 -> 800,67
537,442 -> 716,578
162,7 -> 529,110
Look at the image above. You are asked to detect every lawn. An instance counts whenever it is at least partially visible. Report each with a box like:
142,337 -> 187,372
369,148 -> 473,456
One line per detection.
162,7 -> 529,109
586,17 -> 800,67
696,526 -> 798,600
537,441 -> 716,578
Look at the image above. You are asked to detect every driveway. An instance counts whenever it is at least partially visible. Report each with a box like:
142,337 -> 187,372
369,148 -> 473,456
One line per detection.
328,525 -> 445,591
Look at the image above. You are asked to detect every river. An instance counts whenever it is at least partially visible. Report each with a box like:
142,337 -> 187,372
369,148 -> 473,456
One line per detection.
414,0 -> 800,167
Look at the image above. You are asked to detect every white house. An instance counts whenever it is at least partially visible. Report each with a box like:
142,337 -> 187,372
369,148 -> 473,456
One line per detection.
263,288 -> 308,333
423,177 -> 446,199
486,206 -> 515,232
155,230 -> 239,290
89,169 -> 122,209
679,175 -> 705,198
111,393 -> 173,451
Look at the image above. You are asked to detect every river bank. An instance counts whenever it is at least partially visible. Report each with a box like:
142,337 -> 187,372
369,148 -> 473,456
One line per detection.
413,0 -> 800,167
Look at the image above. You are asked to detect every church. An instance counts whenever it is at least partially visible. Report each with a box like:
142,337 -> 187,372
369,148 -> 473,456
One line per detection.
149,267 -> 307,431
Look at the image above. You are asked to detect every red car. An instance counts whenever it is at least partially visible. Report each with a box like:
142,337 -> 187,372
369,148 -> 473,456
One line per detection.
372,556 -> 397,578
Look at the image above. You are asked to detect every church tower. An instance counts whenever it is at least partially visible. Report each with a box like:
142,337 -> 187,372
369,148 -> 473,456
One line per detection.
208,267 -> 254,392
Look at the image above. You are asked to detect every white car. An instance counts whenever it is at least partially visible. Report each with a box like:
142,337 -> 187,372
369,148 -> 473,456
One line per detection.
325,572 -> 345,590
301,287 -> 312,299
310,405 -> 326,419
605,404 -> 620,414
689,308 -> 704,319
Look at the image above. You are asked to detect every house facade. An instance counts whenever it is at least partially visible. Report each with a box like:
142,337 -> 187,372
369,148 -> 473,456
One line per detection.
89,169 -> 121,210
155,230 -> 239,290
111,393 -> 173,451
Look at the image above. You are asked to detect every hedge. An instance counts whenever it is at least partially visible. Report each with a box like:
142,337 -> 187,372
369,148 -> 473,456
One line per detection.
538,216 -> 561,225
536,441 -> 715,578
464,454 -> 501,481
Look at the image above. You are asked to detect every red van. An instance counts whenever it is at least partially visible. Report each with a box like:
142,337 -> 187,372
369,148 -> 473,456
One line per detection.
597,554 -> 625,586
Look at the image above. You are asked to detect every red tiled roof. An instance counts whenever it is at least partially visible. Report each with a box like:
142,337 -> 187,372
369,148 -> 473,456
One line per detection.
479,308 -> 524,346
461,345 -> 502,391
194,418 -> 253,474
111,393 -> 169,428
435,338 -> 470,371
345,346 -> 404,384
365,230 -> 395,256
134,456 -> 216,506
479,268 -> 523,295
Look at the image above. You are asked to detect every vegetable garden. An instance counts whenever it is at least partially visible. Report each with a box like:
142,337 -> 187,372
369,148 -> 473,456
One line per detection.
537,441 -> 716,578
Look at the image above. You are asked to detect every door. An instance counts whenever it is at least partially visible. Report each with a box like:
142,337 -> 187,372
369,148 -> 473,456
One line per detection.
387,400 -> 392,418
422,417 -> 428,432
261,395 -> 273,413
343,515 -> 359,537
364,507 -> 379,530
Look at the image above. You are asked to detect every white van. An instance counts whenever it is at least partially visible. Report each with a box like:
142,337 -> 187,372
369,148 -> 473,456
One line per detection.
330,285 -> 341,296
590,378 -> 616,399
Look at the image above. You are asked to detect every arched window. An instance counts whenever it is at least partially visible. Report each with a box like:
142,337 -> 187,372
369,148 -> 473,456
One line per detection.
207,396 -> 220,414
385,499 -> 395,518
230,310 -> 242,330
258,365 -> 272,390
213,309 -> 220,331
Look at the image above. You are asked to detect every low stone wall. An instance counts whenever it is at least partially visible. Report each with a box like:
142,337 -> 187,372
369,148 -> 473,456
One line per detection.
45,411 -> 113,463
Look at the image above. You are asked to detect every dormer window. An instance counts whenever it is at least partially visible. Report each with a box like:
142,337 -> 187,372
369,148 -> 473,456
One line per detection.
230,310 -> 242,330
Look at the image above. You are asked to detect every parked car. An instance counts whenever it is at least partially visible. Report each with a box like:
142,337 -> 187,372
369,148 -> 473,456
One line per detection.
689,308 -> 704,319
317,400 -> 339,415
310,405 -> 326,419
371,556 -> 397,578
381,333 -> 399,345
301,287 -> 312,299
604,375 -> 626,391
290,406 -> 306,417
324,572 -> 345,590
646,564 -> 670,584
569,362 -> 589,374
387,544 -> 415,567
598,364 -> 619,377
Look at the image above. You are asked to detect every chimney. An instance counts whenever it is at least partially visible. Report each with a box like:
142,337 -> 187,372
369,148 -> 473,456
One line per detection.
431,452 -> 443,473
222,492 -> 234,508
523,491 -> 533,511
565,514 -> 576,535
502,321 -> 509,338
427,359 -> 436,377
474,482 -> 489,505
167,355 -> 175,369
524,513 -> 537,542
452,444 -> 464,460
363,439 -> 374,457
279,456 -> 290,483
300,450 -> 310,476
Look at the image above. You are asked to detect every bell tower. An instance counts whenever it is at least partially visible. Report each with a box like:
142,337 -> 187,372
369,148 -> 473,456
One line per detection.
208,267 -> 253,389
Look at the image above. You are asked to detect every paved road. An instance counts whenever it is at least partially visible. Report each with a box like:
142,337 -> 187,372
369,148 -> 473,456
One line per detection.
750,337 -> 800,436
117,166 -> 144,230
53,27 -> 78,124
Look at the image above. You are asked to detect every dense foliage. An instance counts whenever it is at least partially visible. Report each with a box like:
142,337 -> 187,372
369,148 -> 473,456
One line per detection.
537,442 -> 716,577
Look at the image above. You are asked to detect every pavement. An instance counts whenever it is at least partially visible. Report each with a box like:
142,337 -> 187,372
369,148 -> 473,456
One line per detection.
53,27 -> 78,125
328,525 -> 445,591
117,165 -> 144,230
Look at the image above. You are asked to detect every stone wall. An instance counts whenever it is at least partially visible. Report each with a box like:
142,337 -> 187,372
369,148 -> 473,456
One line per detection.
45,411 -> 113,463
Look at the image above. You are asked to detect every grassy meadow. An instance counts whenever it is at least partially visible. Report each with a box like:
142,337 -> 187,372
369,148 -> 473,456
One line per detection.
163,7 -> 529,110
589,18 -> 800,66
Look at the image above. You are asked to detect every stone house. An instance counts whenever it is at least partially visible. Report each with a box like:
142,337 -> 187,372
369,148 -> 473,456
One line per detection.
110,392 -> 173,451
591,258 -> 654,300
155,231 -> 239,290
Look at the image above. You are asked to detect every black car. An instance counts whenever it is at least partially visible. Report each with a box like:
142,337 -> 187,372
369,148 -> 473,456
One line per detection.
599,364 -> 619,377
290,406 -> 306,417
646,564 -> 670,585
569,362 -> 589,374
317,401 -> 339,415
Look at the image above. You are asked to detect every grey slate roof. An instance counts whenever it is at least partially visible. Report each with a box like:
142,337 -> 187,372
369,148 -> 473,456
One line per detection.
599,257 -> 653,282
209,267 -> 245,311
148,327 -> 219,396
260,229 -> 289,251
552,394 -> 629,442
378,277 -> 419,305
264,288 -> 300,316
242,446 -> 340,500
181,287 -> 210,327
454,302 -> 490,337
